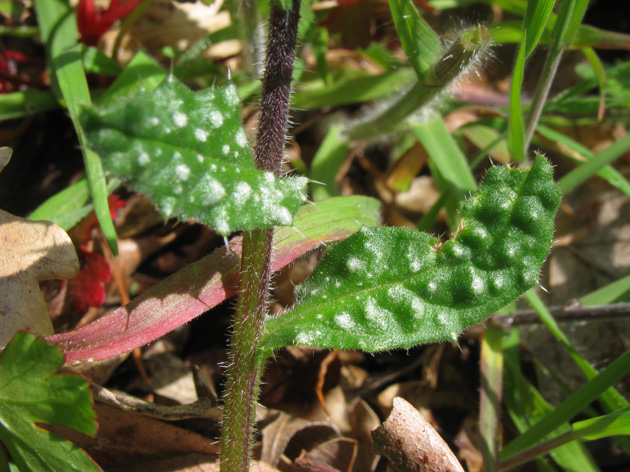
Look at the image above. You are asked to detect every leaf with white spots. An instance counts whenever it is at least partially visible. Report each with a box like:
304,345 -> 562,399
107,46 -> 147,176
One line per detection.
81,77 -> 307,234
261,156 -> 561,352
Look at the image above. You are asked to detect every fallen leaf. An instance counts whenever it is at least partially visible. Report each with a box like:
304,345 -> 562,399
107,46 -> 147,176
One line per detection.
371,397 -> 464,472
295,437 -> 358,472
0,208 -> 79,347
46,402 -> 219,469
261,411 -> 340,467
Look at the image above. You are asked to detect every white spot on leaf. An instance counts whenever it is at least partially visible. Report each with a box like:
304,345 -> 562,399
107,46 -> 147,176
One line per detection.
209,111 -> 224,127
174,112 -> 187,127
138,152 -> 150,165
175,164 -> 190,181
195,128 -> 209,142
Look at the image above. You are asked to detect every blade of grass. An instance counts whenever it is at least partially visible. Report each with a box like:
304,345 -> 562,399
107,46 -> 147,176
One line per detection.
523,0 -> 556,58
557,133 -> 630,194
292,68 -> 414,109
0,89 -> 59,120
416,190 -> 449,232
534,124 -> 630,199
523,0 -> 590,151
581,47 -> 606,120
412,116 -> 477,199
500,290 -> 630,458
388,0 -> 442,80
507,0 -> 556,162
310,125 -> 348,200
502,329 -> 599,471
480,324 -> 504,472
33,0 -> 118,256
459,125 -> 510,164
28,178 -> 120,231
500,407 -> 630,471
579,275 -> 630,307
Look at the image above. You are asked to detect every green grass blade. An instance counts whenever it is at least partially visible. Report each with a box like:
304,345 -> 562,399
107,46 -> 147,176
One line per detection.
412,116 -> 477,198
557,133 -> 630,194
508,43 -> 526,161
416,190 -> 450,232
523,0 -> 556,58
525,291 -> 629,409
579,276 -> 630,306
480,325 -> 504,472
28,178 -> 120,231
560,0 -> 591,48
502,329 -> 599,471
293,68 -> 414,109
500,290 -> 630,459
501,346 -> 630,459
573,407 -> 630,441
0,90 -> 59,120
33,0 -> 118,256
524,0 -> 590,148
581,47 -> 606,120
310,125 -> 348,201
388,0 -> 442,79
508,0 -> 556,162
534,124 -> 630,199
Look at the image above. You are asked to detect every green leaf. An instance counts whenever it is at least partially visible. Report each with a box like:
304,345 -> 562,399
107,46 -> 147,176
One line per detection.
97,51 -> 167,107
0,333 -> 99,472
262,155 -> 560,351
388,0 -> 442,79
81,77 -> 308,235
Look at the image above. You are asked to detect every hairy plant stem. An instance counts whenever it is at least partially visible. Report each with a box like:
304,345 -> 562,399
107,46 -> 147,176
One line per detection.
221,1 -> 301,470
221,228 -> 274,472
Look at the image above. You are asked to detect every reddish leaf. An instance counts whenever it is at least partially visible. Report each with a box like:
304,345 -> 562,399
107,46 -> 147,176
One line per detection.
49,196 -> 380,363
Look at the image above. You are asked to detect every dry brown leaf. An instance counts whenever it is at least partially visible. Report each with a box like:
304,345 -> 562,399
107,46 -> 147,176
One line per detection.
349,399 -> 381,472
296,437 -> 358,472
261,411 -> 340,467
371,397 -> 464,472
46,402 -> 220,469
0,147 -> 11,171
0,208 -> 79,347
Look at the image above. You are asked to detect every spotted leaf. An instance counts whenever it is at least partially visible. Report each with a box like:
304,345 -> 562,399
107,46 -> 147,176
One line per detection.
81,77 -> 307,234
262,156 -> 561,352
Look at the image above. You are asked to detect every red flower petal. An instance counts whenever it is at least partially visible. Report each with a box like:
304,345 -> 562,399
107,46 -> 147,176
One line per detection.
77,0 -> 142,46
69,248 -> 112,311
